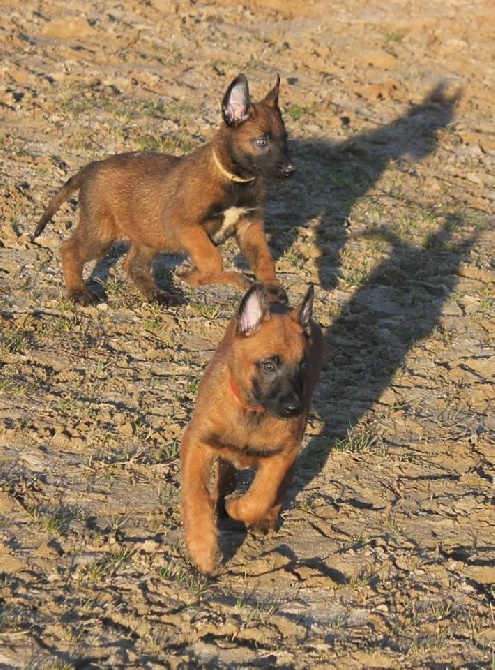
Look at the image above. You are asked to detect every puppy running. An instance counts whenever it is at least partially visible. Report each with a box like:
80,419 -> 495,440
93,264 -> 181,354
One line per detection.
181,283 -> 324,574
34,74 -> 294,305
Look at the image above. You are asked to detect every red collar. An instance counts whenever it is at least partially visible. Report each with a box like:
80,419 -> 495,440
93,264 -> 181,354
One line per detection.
229,379 -> 265,413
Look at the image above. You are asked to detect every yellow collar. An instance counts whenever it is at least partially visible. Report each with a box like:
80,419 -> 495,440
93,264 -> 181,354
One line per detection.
212,149 -> 255,184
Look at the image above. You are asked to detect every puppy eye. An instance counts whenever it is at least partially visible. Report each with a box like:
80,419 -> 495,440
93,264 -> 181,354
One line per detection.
261,359 -> 276,373
255,136 -> 268,148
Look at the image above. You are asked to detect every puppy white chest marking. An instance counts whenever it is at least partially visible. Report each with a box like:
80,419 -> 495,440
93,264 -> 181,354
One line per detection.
215,206 -> 255,241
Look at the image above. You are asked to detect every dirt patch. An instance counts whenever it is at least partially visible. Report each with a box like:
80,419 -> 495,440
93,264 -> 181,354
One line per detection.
1,0 -> 494,668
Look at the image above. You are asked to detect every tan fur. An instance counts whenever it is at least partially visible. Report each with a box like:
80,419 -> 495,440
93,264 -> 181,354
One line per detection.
34,75 -> 293,306
181,286 -> 324,574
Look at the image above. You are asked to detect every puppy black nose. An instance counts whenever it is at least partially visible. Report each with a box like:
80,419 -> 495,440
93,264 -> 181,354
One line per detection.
281,162 -> 295,177
283,400 -> 302,417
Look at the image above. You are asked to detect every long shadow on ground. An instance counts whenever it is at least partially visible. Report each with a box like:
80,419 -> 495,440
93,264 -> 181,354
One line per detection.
271,84 -> 482,501
272,82 -> 462,289
295,219 -> 478,493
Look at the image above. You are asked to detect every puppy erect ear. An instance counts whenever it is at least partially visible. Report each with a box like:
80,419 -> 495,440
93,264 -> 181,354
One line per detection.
222,74 -> 252,127
292,284 -> 314,335
237,284 -> 269,336
263,73 -> 280,108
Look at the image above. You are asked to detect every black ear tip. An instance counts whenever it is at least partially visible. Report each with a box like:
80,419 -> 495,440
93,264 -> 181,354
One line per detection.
246,281 -> 263,295
232,73 -> 248,88
238,282 -> 264,311
224,73 -> 248,96
250,282 -> 268,301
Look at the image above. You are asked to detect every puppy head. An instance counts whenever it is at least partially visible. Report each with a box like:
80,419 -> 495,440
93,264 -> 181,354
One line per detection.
230,284 -> 314,418
221,74 -> 295,181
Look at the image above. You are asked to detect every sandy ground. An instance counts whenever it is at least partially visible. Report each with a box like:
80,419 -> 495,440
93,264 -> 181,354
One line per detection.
0,0 -> 494,668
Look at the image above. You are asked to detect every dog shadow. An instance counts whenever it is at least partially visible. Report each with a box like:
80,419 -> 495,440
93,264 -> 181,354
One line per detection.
272,82 -> 482,508
270,82 -> 462,286
87,243 -> 186,303
293,220 -> 478,497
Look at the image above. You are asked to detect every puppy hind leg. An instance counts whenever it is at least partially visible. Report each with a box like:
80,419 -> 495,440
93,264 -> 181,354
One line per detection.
61,224 -> 113,305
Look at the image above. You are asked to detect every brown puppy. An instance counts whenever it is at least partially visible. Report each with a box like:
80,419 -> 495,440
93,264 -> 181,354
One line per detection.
34,74 -> 294,306
181,283 -> 324,574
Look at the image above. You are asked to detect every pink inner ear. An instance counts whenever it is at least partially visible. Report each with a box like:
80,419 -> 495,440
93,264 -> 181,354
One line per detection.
239,293 -> 263,333
228,99 -> 248,123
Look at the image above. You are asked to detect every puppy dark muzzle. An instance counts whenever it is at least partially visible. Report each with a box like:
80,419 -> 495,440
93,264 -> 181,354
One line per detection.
262,393 -> 303,419
278,392 -> 303,418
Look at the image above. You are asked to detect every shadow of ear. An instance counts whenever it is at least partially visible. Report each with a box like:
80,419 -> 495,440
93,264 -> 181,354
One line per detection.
422,80 -> 463,107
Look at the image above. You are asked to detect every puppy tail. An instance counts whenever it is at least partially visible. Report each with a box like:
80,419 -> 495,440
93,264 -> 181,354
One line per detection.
33,168 -> 87,237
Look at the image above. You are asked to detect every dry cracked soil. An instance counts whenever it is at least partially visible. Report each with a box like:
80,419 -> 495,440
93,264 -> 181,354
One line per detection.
0,0 -> 494,668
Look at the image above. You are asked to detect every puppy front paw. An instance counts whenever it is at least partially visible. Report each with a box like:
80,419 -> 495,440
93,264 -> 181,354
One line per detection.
248,517 -> 279,535
185,536 -> 221,575
68,287 -> 101,306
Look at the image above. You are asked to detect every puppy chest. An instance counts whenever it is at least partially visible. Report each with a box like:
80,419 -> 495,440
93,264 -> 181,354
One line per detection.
224,206 -> 254,231
206,206 -> 256,243
210,433 -> 286,468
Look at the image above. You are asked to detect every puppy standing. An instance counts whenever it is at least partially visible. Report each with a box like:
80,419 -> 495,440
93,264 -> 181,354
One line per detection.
181,284 -> 324,574
34,74 -> 294,305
